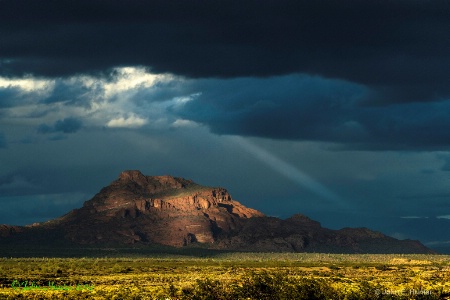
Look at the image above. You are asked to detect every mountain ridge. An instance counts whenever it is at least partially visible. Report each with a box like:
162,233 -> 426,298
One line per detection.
0,170 -> 434,254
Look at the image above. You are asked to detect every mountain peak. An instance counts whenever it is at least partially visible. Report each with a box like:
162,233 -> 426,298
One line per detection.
117,170 -> 194,192
119,170 -> 146,181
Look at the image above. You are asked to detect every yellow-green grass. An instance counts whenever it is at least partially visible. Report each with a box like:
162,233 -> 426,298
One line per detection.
0,253 -> 449,299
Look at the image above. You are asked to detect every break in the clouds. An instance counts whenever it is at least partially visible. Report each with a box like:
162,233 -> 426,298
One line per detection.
106,114 -> 148,128
0,67 -> 175,132
1,0 -> 450,105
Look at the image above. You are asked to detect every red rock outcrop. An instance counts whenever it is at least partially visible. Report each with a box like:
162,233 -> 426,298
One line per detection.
0,170 -> 434,254
51,170 -> 264,247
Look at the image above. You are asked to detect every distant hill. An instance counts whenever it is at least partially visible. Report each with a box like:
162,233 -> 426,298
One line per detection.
0,170 -> 433,254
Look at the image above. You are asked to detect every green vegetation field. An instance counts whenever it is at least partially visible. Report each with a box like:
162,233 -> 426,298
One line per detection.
1,251 -> 449,299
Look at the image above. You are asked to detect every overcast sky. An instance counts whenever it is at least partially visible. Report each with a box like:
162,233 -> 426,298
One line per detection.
1,0 -> 450,251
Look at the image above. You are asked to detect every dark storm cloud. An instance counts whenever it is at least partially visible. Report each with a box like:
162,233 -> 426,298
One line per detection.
37,117 -> 83,134
1,0 -> 450,104
174,75 -> 450,150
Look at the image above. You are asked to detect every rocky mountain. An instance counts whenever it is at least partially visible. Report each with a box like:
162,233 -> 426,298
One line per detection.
0,170 -> 433,253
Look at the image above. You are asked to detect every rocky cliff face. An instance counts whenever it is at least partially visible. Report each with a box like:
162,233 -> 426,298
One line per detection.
48,170 -> 264,247
0,170 -> 434,254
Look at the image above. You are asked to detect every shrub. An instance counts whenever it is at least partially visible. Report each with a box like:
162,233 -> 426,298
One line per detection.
171,271 -> 338,300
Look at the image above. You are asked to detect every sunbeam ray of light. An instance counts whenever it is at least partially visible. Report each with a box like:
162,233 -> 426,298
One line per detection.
232,136 -> 348,208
